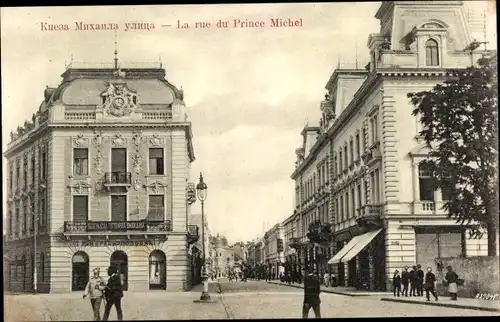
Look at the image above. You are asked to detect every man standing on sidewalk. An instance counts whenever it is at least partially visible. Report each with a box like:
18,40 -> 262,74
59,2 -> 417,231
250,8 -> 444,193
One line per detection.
401,267 -> 410,297
424,267 -> 438,302
102,265 -> 124,321
83,268 -> 106,321
416,264 -> 424,297
302,266 -> 321,319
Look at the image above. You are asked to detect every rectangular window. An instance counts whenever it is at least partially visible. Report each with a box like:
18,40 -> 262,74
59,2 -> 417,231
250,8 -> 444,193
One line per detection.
371,115 -> 379,144
148,195 -> 165,221
339,196 -> 344,222
370,172 -> 376,203
349,140 -> 354,165
375,169 -> 380,203
111,148 -> 127,172
40,197 -> 47,227
23,158 -> 28,188
41,148 -> 47,180
339,151 -> 343,172
344,145 -> 348,167
345,191 -> 349,219
357,184 -> 362,210
31,156 -> 35,185
22,203 -> 27,233
149,148 -> 165,175
9,169 -> 13,192
334,155 -> 338,176
351,188 -> 355,218
335,198 -> 339,224
16,162 -> 20,189
15,205 -> 20,236
111,195 -> 127,221
73,148 -> 89,176
73,196 -> 89,222
355,133 -> 361,160
419,164 -> 435,201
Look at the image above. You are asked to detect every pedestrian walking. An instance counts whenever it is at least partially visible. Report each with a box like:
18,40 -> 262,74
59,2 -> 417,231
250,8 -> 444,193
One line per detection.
401,266 -> 409,297
424,267 -> 438,302
444,266 -> 459,301
83,268 -> 106,321
416,264 -> 424,296
392,270 -> 401,297
302,266 -> 321,319
102,265 -> 124,321
323,272 -> 330,287
409,266 -> 418,296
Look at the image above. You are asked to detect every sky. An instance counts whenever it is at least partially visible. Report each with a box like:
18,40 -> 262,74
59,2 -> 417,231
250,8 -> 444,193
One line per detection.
1,2 -> 496,245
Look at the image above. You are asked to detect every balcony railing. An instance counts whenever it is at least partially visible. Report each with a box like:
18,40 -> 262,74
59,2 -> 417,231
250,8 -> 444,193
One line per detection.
104,172 -> 132,185
186,183 -> 197,205
64,220 -> 172,233
289,237 -> 301,249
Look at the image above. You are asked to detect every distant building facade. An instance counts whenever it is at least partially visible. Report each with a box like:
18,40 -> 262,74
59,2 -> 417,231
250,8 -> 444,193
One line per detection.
264,224 -> 285,278
3,60 -> 200,292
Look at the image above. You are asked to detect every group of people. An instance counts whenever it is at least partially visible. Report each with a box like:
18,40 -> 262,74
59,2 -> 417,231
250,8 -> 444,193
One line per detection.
392,264 -> 461,301
83,266 -> 125,321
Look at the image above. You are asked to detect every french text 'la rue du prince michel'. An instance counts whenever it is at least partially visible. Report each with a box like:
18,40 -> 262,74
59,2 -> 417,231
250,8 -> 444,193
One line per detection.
40,18 -> 304,32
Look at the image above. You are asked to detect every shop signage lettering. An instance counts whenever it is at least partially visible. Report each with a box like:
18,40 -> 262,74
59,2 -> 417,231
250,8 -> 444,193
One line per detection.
87,221 -> 147,231
83,240 -> 154,247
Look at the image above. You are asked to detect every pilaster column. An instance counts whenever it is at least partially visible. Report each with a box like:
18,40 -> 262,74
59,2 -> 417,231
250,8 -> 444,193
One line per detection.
412,160 -> 419,203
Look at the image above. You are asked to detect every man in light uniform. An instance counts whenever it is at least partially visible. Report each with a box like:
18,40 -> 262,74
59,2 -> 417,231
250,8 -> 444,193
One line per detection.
83,268 -> 106,321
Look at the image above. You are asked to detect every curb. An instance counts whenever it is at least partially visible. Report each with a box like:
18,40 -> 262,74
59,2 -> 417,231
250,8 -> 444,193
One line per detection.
380,297 -> 500,313
266,281 -> 388,297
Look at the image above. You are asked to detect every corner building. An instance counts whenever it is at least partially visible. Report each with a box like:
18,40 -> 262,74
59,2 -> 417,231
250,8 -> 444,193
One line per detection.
4,62 -> 200,292
290,0 -> 490,291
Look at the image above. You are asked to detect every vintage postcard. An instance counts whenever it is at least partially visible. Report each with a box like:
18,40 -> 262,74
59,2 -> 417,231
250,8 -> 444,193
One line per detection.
1,1 -> 498,321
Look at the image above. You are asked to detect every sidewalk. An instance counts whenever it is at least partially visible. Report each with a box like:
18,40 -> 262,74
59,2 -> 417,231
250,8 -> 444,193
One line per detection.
266,280 -> 391,297
381,295 -> 500,312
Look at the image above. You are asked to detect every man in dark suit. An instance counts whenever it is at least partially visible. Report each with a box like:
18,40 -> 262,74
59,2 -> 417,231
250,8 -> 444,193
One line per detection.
401,266 -> 410,297
409,266 -> 418,296
103,265 -> 124,321
416,264 -> 424,296
302,266 -> 321,319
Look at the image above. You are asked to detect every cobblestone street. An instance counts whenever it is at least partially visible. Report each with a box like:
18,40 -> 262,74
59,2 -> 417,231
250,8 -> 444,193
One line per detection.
4,280 -> 496,320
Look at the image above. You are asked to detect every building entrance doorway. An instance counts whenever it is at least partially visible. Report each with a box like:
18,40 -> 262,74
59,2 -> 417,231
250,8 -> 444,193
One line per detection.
110,251 -> 128,291
149,250 -> 166,290
72,252 -> 89,291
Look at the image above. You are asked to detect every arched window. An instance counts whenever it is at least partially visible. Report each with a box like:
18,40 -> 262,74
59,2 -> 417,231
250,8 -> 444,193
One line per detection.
425,39 -> 439,66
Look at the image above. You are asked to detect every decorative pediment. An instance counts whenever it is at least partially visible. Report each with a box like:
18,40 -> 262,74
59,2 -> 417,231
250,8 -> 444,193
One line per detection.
145,181 -> 167,194
408,143 -> 431,157
73,133 -> 89,148
68,180 -> 91,194
148,133 -> 164,147
111,133 -> 128,147
100,81 -> 138,117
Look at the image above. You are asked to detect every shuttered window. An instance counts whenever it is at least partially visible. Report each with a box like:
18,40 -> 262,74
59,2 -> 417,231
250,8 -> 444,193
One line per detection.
73,196 -> 88,222
149,148 -> 164,175
73,148 -> 89,176
425,39 -> 439,66
148,195 -> 164,220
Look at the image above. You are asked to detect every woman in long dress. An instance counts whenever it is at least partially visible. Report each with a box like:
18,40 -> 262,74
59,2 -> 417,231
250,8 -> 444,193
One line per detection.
444,266 -> 459,300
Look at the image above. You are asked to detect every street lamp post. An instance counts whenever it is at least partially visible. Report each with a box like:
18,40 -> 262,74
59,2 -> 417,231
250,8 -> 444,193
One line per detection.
194,172 -> 212,302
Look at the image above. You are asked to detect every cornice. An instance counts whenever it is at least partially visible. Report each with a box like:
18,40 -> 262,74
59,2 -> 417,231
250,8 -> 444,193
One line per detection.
48,122 -> 192,129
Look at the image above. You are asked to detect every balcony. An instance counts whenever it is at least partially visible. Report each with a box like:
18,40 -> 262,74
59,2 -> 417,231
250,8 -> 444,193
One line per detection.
356,205 -> 383,228
63,220 -> 172,237
187,224 -> 199,244
104,172 -> 132,191
289,237 -> 301,249
186,183 -> 197,205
